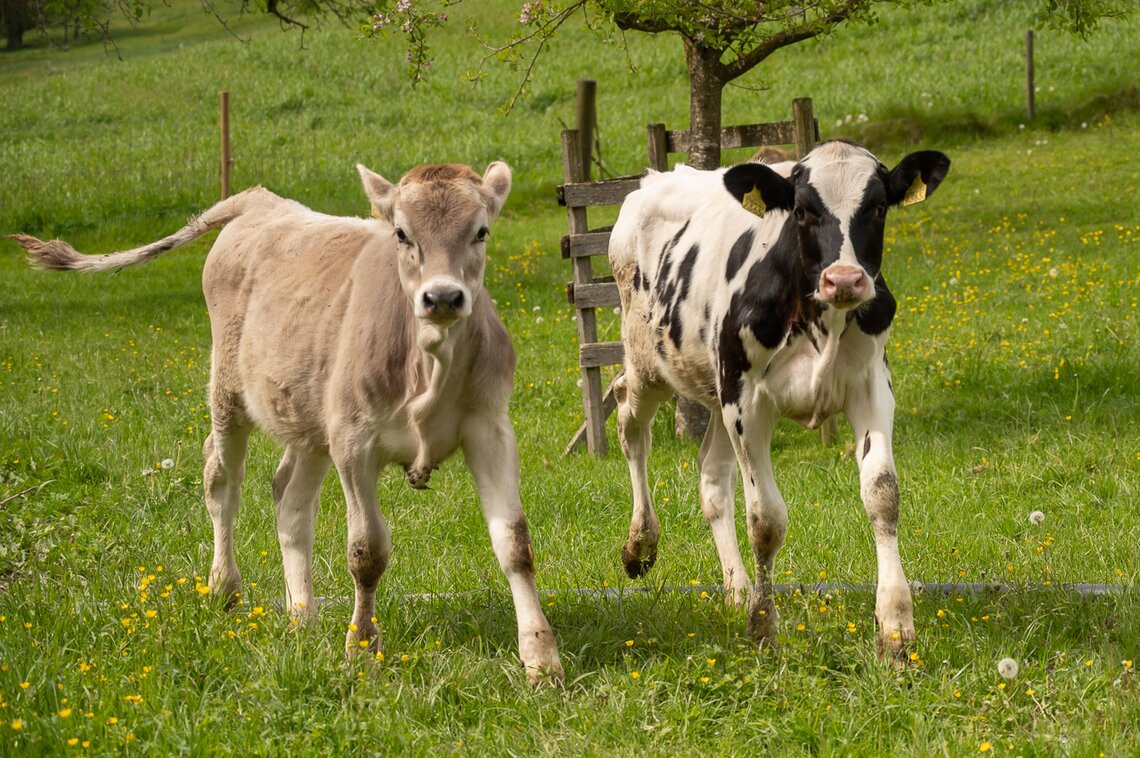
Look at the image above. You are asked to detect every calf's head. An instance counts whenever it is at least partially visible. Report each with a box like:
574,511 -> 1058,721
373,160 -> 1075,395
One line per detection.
358,161 -> 511,326
724,141 -> 950,310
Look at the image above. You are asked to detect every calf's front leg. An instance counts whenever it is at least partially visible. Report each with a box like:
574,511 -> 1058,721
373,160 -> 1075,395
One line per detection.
730,405 -> 786,646
331,432 -> 390,655
272,446 -> 331,620
698,411 -> 750,605
846,371 -> 914,657
463,414 -> 563,686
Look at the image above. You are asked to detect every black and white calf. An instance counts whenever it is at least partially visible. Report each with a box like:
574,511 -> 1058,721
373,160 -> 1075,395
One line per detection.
609,140 -> 950,653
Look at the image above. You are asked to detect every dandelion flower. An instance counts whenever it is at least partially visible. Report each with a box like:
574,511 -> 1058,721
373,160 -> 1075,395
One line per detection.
58,708 -> 72,718
625,640 -> 634,647
1029,510 -> 1045,525
630,671 -> 641,679
67,738 -> 79,746
980,740 -> 991,752
997,657 -> 1019,679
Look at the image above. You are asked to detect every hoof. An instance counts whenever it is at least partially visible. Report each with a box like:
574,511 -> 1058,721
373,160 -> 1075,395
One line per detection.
405,465 -> 432,490
345,621 -> 382,656
877,626 -> 916,667
525,662 -> 566,688
746,597 -> 778,646
208,571 -> 242,610
520,628 -> 563,687
621,542 -> 657,579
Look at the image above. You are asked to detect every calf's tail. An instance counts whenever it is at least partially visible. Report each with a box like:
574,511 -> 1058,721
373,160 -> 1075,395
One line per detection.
9,187 -> 265,273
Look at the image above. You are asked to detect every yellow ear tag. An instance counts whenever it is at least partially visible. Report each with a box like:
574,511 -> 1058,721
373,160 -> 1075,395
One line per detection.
742,187 -> 766,217
370,203 -> 381,219
902,174 -> 927,206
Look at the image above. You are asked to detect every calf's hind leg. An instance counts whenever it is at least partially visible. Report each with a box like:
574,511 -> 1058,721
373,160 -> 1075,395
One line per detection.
613,373 -> 673,578
203,415 -> 252,605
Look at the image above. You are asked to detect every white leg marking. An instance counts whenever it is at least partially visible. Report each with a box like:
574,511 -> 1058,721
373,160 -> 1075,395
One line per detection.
699,412 -> 749,604
731,403 -> 786,644
615,375 -> 672,578
847,365 -> 914,656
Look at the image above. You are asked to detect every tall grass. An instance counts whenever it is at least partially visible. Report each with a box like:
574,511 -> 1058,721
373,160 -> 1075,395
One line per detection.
1,0 -> 1138,755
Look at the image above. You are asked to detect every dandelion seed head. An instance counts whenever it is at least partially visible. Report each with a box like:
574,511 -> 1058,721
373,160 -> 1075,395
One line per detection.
161,458 -> 174,470
998,657 -> 1019,679
1029,510 -> 1045,525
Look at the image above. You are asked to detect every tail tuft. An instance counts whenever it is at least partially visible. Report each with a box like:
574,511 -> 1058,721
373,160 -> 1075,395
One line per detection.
8,234 -> 86,271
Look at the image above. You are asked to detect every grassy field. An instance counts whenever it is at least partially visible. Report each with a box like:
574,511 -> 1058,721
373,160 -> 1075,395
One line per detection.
1,0 -> 1138,755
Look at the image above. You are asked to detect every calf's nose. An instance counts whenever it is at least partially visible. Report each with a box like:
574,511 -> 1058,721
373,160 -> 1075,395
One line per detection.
419,282 -> 468,322
819,266 -> 870,306
422,288 -> 465,313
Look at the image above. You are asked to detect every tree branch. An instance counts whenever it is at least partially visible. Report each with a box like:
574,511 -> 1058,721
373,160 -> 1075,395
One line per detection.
611,12 -> 674,34
475,0 -> 588,113
265,0 -> 309,30
721,0 -> 870,81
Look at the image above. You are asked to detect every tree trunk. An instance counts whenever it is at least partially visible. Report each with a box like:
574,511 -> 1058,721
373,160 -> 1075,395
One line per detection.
684,40 -> 725,171
673,39 -> 727,441
2,0 -> 28,50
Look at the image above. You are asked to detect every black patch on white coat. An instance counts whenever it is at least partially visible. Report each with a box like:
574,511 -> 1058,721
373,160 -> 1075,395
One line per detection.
717,310 -> 750,407
725,228 -> 755,281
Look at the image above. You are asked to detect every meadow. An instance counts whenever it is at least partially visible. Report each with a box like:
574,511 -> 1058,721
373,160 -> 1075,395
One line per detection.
1,0 -> 1138,754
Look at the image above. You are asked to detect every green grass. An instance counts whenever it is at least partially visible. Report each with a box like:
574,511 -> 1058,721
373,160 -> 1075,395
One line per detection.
1,0 -> 1139,754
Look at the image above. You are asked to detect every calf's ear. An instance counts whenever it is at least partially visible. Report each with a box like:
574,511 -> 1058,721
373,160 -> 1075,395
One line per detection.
357,164 -> 397,223
886,151 -> 951,207
481,161 -> 513,221
723,163 -> 794,218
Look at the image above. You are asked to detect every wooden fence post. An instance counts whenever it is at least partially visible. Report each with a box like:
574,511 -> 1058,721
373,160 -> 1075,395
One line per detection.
220,91 -> 231,200
576,79 -> 597,180
792,97 -> 816,159
1026,30 -> 1036,121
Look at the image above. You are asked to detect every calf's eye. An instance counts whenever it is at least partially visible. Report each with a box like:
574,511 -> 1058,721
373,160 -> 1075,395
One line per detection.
793,206 -> 807,222
475,227 -> 490,243
395,228 -> 409,244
